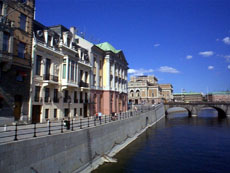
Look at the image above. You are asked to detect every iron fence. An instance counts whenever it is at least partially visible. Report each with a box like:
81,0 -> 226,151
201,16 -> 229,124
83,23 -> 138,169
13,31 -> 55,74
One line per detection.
0,104 -> 162,144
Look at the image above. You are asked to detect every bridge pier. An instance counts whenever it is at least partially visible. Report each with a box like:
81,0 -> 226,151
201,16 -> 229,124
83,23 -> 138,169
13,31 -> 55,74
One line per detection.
191,107 -> 198,117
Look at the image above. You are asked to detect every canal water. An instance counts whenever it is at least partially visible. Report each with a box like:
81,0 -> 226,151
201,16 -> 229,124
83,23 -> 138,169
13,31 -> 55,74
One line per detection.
93,109 -> 230,172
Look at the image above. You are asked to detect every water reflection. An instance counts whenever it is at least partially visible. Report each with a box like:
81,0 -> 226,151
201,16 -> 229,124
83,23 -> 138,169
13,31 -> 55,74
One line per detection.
94,109 -> 230,173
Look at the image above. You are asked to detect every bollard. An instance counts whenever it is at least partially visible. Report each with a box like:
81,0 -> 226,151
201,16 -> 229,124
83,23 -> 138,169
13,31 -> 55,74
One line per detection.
80,118 -> 82,129
88,117 -> 90,127
33,123 -> 37,137
14,123 -> 18,141
61,120 -> 63,133
48,121 -> 51,135
72,119 -> 74,131
105,115 -> 107,123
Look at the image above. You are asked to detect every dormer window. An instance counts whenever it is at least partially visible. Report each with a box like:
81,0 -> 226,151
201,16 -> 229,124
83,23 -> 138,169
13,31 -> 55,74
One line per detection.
67,37 -> 71,47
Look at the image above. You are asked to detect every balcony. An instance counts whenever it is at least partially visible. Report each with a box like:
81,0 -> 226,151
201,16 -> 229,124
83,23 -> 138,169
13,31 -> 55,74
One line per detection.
34,96 -> 42,102
53,97 -> 59,103
0,15 -> 14,29
63,97 -> 71,103
79,81 -> 89,88
44,97 -> 51,103
43,74 -> 59,82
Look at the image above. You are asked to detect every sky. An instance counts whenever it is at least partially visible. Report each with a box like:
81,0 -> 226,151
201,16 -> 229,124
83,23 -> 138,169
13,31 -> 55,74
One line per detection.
35,0 -> 230,93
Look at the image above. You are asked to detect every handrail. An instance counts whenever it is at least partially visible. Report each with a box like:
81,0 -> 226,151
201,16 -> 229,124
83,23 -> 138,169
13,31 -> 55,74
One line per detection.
0,105 -> 160,144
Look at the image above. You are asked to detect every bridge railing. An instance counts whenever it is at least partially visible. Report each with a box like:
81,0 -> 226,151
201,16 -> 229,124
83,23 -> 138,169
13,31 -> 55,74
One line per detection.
164,101 -> 230,105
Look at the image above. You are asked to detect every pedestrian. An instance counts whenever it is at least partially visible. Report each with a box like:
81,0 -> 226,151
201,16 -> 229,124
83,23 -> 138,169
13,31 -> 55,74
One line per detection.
98,112 -> 102,123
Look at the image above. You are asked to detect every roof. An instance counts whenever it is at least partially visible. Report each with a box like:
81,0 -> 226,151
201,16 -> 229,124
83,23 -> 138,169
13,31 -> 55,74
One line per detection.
96,42 -> 121,54
208,91 -> 230,95
174,92 -> 202,95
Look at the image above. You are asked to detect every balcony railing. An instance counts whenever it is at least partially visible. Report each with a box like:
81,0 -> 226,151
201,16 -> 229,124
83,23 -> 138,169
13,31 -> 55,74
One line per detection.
53,97 -> 59,103
43,74 -> 59,82
44,97 -> 51,103
79,81 -> 89,88
0,15 -> 14,28
34,97 -> 42,102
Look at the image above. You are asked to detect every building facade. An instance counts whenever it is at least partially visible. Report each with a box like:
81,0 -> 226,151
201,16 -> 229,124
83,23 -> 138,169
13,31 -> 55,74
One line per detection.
0,0 -> 35,123
90,42 -> 128,115
173,92 -> 203,103
128,76 -> 163,104
206,92 -> 230,102
159,84 -> 173,102
29,21 -> 92,123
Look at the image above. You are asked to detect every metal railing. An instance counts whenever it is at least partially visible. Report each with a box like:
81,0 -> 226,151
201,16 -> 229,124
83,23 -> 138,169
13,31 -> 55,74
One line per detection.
0,105 -> 162,144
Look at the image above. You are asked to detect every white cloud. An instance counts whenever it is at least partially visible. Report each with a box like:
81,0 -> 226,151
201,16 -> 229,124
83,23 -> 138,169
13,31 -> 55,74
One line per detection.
186,55 -> 192,60
128,68 -> 154,76
208,66 -> 214,70
222,37 -> 230,45
154,43 -> 160,47
158,66 -> 180,74
228,65 -> 230,70
199,51 -> 214,57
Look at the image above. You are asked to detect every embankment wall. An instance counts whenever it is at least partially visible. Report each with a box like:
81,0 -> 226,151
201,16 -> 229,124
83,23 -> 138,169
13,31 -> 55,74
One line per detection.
0,104 -> 165,173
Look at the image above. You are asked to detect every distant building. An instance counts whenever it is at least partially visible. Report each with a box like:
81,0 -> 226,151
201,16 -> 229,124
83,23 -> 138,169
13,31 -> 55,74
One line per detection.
173,92 -> 203,103
159,84 -> 173,102
207,92 -> 230,102
128,75 -> 173,104
0,0 -> 35,123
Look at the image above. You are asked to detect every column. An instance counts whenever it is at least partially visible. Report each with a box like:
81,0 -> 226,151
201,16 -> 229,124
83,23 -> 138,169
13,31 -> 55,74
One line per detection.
66,56 -> 69,81
105,55 -> 110,90
96,57 -> 100,88
112,61 -> 115,90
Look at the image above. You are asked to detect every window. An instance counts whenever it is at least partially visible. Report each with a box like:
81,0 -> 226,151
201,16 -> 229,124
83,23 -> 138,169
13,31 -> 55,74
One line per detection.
18,0 -> 27,3
18,42 -> 25,58
54,109 -> 57,118
44,87 -> 50,102
20,13 -> 26,31
45,109 -> 49,119
80,92 -> 83,103
74,91 -> 78,103
3,32 -> 10,52
80,108 -> 82,116
85,93 -> 88,103
53,89 -> 58,103
35,55 -> 42,75
74,108 -> 77,117
64,108 -> 69,117
62,64 -> 66,79
34,86 -> 40,101
71,61 -> 74,81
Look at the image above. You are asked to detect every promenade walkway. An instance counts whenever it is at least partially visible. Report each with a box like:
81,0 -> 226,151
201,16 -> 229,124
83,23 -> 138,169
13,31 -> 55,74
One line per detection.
0,104 -> 161,144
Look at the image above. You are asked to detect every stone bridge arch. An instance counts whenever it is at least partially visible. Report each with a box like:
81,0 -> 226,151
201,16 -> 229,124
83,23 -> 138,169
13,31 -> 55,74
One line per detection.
165,103 -> 230,118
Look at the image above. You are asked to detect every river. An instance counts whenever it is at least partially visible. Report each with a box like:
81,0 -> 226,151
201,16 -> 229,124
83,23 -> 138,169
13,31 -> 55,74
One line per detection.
93,108 -> 230,172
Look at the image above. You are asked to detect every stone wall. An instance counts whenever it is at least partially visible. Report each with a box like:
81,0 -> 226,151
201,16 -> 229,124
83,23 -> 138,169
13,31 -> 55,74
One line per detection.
0,104 -> 165,173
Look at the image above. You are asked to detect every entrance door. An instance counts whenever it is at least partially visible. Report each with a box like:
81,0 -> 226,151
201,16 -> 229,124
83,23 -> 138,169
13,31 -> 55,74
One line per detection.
14,95 -> 22,121
32,105 -> 41,123
84,104 -> 87,117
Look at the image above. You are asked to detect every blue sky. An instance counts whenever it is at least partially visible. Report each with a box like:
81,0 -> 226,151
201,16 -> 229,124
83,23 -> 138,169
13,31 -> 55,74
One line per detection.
36,0 -> 230,93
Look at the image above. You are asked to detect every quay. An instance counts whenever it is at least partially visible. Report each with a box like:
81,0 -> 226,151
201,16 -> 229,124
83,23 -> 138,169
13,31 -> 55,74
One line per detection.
0,104 -> 165,173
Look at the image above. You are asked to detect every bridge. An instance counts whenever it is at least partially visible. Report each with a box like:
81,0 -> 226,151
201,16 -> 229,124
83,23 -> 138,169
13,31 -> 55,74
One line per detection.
164,102 -> 230,118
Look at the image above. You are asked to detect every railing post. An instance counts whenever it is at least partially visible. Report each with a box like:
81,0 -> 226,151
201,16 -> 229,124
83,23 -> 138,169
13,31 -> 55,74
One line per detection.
61,120 -> 63,133
14,123 -> 18,141
72,119 -> 74,131
48,121 -> 51,135
33,123 -> 37,137
88,117 -> 90,127
80,118 -> 82,129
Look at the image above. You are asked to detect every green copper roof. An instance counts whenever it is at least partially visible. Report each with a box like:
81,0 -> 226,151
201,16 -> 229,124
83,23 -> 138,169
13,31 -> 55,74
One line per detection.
96,42 -> 121,54
208,91 -> 230,95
